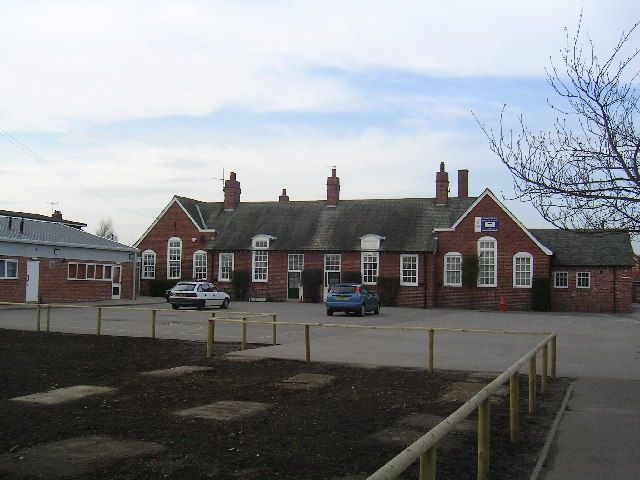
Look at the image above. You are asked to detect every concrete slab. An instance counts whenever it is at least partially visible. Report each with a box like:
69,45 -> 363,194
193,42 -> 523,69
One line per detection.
141,365 -> 213,377
10,385 -> 114,405
0,435 -> 164,478
175,400 -> 271,421
277,373 -> 334,390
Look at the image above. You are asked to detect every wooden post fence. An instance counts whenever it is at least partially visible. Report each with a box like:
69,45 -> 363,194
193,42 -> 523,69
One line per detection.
207,318 -> 215,358
428,329 -> 434,372
419,446 -> 436,480
242,318 -> 247,350
477,398 -> 490,480
305,325 -> 311,363
509,373 -> 519,444
96,307 -> 102,336
541,344 -> 548,394
272,314 -> 277,345
528,354 -> 536,414
36,305 -> 41,332
550,335 -> 557,378
45,305 -> 51,332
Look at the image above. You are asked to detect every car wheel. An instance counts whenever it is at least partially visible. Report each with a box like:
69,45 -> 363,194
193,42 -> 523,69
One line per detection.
171,304 -> 179,310
197,301 -> 205,311
326,309 -> 333,316
221,298 -> 229,309
358,304 -> 366,317
374,302 -> 380,315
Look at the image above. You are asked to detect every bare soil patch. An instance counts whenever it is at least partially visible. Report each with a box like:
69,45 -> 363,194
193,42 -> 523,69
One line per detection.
0,328 -> 571,479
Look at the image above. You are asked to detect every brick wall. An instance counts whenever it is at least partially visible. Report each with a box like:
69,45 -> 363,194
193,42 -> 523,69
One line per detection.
0,256 -> 134,303
551,266 -> 633,313
435,195 -> 551,311
138,201 -> 212,295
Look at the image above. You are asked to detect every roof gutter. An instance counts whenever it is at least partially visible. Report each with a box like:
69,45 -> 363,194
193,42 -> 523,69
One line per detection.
0,236 -> 138,253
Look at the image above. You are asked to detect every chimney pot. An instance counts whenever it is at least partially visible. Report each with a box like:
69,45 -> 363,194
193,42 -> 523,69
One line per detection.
224,172 -> 241,211
327,168 -> 340,207
435,163 -> 449,205
279,188 -> 289,202
52,210 -> 63,219
458,169 -> 469,199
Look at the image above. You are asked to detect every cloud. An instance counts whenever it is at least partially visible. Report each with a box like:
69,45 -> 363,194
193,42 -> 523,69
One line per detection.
0,0 -> 631,131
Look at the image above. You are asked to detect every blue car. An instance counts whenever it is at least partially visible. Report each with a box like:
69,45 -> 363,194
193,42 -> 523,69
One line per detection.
325,283 -> 380,316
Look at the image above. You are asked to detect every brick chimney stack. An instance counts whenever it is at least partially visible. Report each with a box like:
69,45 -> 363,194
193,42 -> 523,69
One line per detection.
52,210 -> 63,219
435,162 -> 449,205
458,169 -> 469,199
327,168 -> 340,207
279,188 -> 289,202
224,172 -> 241,211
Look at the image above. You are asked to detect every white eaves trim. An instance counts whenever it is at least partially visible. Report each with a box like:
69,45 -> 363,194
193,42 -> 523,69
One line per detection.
1,237 -> 138,253
133,197 -> 215,248
433,189 -> 553,256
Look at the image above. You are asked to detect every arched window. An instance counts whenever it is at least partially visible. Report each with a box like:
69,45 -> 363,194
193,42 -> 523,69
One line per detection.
167,237 -> 182,279
477,237 -> 497,287
444,252 -> 462,287
141,250 -> 156,279
513,252 -> 533,288
193,250 -> 207,280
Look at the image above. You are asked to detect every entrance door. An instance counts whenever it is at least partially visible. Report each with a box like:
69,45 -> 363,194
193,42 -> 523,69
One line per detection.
323,254 -> 341,300
111,265 -> 121,300
26,261 -> 40,302
288,254 -> 304,300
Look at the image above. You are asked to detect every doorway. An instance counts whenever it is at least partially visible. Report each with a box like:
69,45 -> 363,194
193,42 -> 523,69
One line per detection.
111,265 -> 121,300
323,254 -> 341,300
26,260 -> 40,302
288,254 -> 304,300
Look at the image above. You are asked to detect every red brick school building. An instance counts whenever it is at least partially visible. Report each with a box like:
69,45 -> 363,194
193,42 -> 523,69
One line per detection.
134,165 -> 634,313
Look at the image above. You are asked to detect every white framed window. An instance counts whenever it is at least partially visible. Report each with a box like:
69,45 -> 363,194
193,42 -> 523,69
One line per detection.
288,254 -> 304,272
400,254 -> 418,286
193,250 -> 207,280
167,237 -> 182,279
361,252 -> 378,284
68,263 -> 86,280
0,259 -> 18,279
103,265 -> 112,280
86,264 -> 96,280
513,253 -> 533,288
253,250 -> 268,282
219,253 -> 234,282
444,252 -> 462,287
252,234 -> 274,250
554,271 -> 568,288
142,250 -> 156,279
478,237 -> 497,287
577,272 -> 590,289
325,254 -> 341,272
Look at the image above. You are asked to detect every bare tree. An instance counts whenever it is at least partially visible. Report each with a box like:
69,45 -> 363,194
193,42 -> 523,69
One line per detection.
95,217 -> 118,242
477,15 -> 640,234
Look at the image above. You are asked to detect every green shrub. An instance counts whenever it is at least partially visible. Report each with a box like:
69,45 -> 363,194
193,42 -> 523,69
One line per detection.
462,254 -> 479,287
375,276 -> 400,307
301,269 -> 323,303
342,271 -> 362,283
231,270 -> 250,301
148,279 -> 178,297
532,277 -> 552,311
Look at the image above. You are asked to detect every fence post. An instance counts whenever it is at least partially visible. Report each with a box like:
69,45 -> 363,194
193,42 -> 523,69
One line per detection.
550,336 -> 557,379
151,309 -> 157,339
428,329 -> 434,372
242,317 -> 247,350
45,305 -> 51,332
272,314 -> 277,345
305,325 -> 311,363
477,398 -> 490,480
509,373 -> 519,444
419,445 -> 436,480
541,344 -> 549,394
35,305 -> 41,332
528,354 -> 536,414
207,318 -> 215,358
96,307 -> 102,336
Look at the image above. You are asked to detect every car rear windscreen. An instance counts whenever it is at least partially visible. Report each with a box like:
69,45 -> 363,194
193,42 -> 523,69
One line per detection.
173,283 -> 196,291
331,286 -> 357,294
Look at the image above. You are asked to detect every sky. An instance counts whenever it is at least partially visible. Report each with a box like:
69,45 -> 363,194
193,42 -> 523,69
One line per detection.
0,0 -> 638,248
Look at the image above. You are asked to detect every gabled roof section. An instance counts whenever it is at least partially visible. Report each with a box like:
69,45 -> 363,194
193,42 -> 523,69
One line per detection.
434,189 -> 553,256
203,197 -> 476,252
0,209 -> 86,228
133,196 -> 212,248
0,215 -> 136,252
530,229 -> 635,267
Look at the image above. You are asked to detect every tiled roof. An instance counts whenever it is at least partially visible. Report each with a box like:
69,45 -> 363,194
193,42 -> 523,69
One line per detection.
0,209 -> 86,228
175,196 -> 478,252
0,215 -> 136,252
530,229 -> 635,267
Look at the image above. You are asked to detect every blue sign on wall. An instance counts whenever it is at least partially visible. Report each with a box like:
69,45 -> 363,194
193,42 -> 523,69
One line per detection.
481,217 -> 499,232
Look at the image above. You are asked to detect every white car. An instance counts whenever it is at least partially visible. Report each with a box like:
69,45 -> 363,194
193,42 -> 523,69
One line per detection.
169,281 -> 230,310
